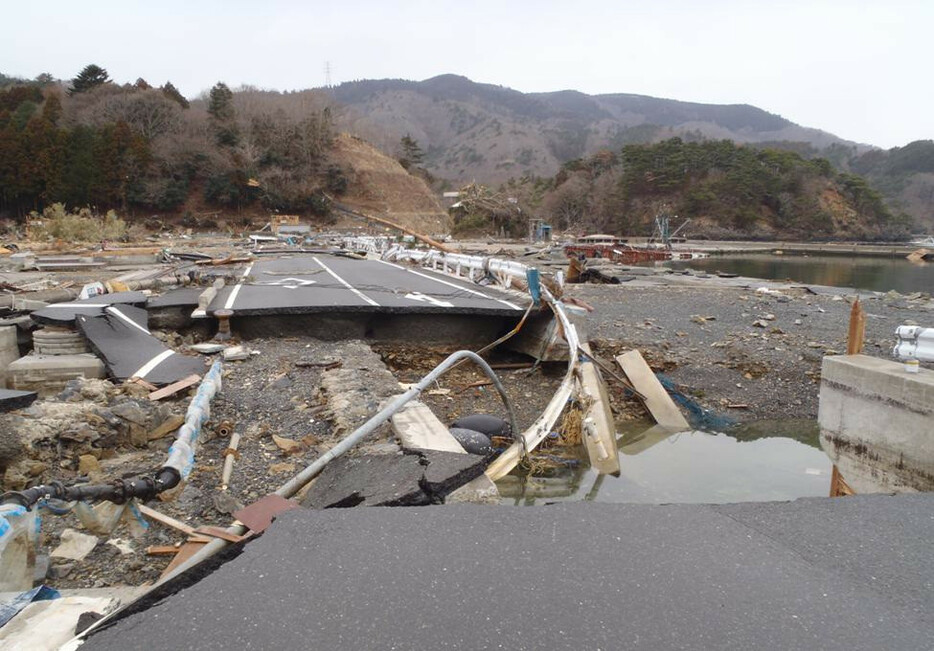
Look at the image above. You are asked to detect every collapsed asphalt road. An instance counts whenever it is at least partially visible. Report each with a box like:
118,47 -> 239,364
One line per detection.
82,494 -> 934,650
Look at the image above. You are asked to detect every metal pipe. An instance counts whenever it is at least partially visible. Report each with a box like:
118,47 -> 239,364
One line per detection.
158,350 -> 516,584
277,350 -> 516,498
1,362 -> 225,510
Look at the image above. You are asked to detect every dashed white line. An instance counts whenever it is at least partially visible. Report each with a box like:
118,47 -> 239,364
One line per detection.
131,350 -> 174,380
223,262 -> 254,310
106,306 -> 150,335
374,260 -> 522,311
312,257 -> 380,307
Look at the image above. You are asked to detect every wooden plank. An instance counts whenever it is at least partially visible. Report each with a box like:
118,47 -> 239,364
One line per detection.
137,503 -> 196,536
391,400 -> 466,454
159,540 -> 207,580
193,526 -> 248,543
128,377 -> 158,391
578,344 -> 620,476
830,465 -> 855,497
615,350 -> 690,430
149,374 -> 201,401
147,414 -> 185,441
146,545 -> 181,556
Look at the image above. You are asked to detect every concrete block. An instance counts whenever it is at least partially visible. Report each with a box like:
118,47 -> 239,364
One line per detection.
818,354 -> 934,493
7,353 -> 106,396
0,325 -> 20,388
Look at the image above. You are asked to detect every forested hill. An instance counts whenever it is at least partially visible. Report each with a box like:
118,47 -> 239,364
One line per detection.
509,139 -> 911,241
333,74 -> 858,183
849,140 -> 934,232
0,67 -> 351,222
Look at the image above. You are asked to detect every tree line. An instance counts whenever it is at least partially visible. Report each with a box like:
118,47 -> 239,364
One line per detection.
499,138 -> 913,241
0,65 -> 345,222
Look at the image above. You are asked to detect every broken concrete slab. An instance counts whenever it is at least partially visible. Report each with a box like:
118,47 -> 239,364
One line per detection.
419,450 -> 487,496
302,450 -> 489,509
7,354 -> 106,396
302,454 -> 429,509
444,474 -> 501,505
0,389 -> 38,412
391,400 -> 466,453
30,292 -> 149,326
76,306 -> 204,386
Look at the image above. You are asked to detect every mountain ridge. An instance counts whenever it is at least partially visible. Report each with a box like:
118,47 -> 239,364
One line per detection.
332,74 -> 863,184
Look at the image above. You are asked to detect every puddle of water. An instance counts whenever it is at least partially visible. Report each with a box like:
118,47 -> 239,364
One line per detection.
498,419 -> 832,505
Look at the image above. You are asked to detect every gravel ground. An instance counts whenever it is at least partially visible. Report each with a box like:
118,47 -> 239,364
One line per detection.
30,338 -> 567,590
566,278 -> 933,422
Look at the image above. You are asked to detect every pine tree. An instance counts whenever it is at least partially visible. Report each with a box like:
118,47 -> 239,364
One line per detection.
69,64 -> 110,95
161,81 -> 190,109
208,82 -> 235,121
208,82 -> 238,146
399,134 -> 424,169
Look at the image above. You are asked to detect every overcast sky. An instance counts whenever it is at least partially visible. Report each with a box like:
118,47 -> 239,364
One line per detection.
2,0 -> 929,148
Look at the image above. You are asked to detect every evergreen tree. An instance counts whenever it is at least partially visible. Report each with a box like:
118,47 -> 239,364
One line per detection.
208,82 -> 235,121
161,81 -> 190,109
69,64 -> 110,95
208,82 -> 238,146
399,134 -> 424,169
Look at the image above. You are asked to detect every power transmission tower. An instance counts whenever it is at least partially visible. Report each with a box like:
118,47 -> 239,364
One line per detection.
324,61 -> 332,88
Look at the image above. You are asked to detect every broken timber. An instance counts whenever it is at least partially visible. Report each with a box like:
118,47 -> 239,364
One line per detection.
615,351 -> 689,430
577,343 -> 620,476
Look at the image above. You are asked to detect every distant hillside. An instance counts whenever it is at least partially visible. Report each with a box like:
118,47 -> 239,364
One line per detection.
492,139 -> 910,241
0,68 -> 443,233
333,74 -> 860,184
849,140 -> 934,232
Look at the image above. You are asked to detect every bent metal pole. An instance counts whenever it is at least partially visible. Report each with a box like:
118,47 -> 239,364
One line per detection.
157,350 -> 516,584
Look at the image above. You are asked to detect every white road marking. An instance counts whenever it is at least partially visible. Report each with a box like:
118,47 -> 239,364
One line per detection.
256,277 -> 317,290
374,261 -> 522,311
403,292 -> 454,308
223,263 -> 254,310
106,306 -> 150,335
312,257 -> 380,307
47,303 -> 108,308
131,350 -> 174,380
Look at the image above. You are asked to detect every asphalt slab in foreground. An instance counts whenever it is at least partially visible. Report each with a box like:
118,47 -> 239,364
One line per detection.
85,495 -> 933,650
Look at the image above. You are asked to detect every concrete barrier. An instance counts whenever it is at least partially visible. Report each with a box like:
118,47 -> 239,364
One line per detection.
818,354 -> 934,493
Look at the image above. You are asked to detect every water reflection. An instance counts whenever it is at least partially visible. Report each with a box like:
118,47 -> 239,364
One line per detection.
669,254 -> 934,294
498,419 -> 832,505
